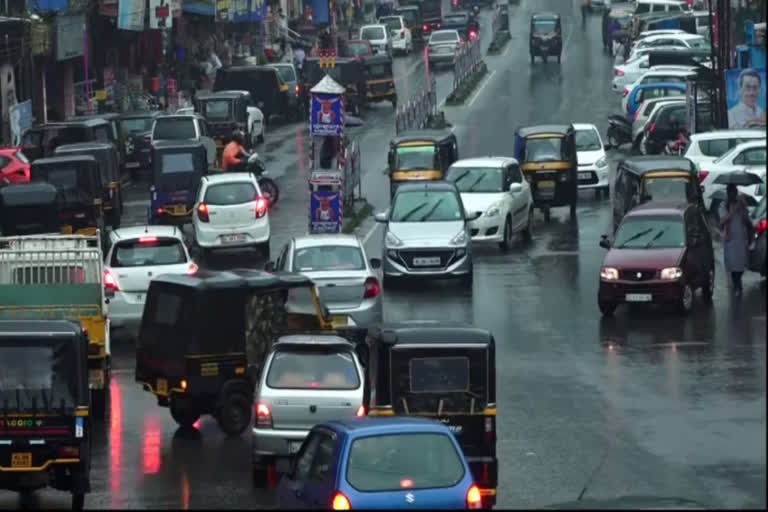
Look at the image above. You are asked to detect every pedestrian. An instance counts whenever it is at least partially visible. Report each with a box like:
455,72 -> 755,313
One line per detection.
719,183 -> 753,296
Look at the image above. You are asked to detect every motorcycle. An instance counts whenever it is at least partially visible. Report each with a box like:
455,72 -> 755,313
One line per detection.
247,153 -> 280,207
606,114 -> 633,149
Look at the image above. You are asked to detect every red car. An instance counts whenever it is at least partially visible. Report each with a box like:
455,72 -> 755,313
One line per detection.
0,147 -> 30,185
598,202 -> 715,316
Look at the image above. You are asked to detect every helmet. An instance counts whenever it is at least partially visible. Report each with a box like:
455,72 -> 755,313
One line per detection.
232,129 -> 245,145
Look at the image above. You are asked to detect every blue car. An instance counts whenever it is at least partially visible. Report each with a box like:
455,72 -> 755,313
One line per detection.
624,82 -> 686,118
277,417 -> 483,510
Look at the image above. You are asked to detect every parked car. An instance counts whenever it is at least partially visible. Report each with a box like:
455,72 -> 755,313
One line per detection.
628,33 -> 710,61
748,195 -> 766,277
252,333 -> 367,478
692,10 -> 711,38
375,180 -> 480,286
104,225 -> 198,331
573,123 -> 610,198
640,101 -> 689,154
621,69 -> 696,112
598,201 -> 715,316
0,147 -> 30,185
625,82 -> 686,117
268,234 -> 383,327
276,417 -> 484,510
698,139 -> 767,212
633,0 -> 688,15
683,129 -> 766,170
427,29 -> 464,68
193,172 -> 271,258
359,24 -> 392,57
631,97 -> 685,150
378,15 -> 413,54
611,55 -> 685,93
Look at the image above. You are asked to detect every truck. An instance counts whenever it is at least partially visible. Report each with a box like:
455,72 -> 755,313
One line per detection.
0,233 -> 111,419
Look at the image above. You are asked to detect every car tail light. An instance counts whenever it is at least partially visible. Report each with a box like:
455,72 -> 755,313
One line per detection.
466,484 -> 482,509
254,196 -> 268,218
484,416 -> 494,444
255,402 -> 273,428
469,30 -> 477,40
197,203 -> 209,222
295,84 -> 300,96
632,109 -> 640,122
186,263 -> 199,275
437,23 -> 441,28
698,170 -> 709,183
332,492 -> 351,510
139,235 -> 158,244
103,269 -> 119,292
155,208 -> 163,216
622,88 -> 629,97
355,405 -> 366,417
614,68 -> 624,76
58,446 -> 79,457
363,277 -> 380,299
756,218 -> 767,236
423,24 -> 428,31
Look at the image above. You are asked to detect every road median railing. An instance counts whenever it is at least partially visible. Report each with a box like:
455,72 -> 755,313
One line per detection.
446,37 -> 487,104
487,7 -> 511,55
395,75 -> 438,134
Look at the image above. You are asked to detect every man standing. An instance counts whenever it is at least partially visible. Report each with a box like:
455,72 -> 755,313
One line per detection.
728,69 -> 766,129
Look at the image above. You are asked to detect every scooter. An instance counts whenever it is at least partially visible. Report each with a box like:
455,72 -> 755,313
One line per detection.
247,153 -> 280,207
606,114 -> 633,149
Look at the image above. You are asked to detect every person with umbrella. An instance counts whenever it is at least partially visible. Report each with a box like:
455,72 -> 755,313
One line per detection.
717,174 -> 759,295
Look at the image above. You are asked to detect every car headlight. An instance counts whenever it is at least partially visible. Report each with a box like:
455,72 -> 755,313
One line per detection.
450,230 -> 468,246
660,267 -> 683,280
600,267 -> 619,280
485,202 -> 501,218
596,157 -> 607,168
385,230 -> 403,247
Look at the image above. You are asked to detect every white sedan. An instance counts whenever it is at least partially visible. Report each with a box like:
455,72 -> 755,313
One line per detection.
444,157 -> 533,250
574,123 -> 610,198
698,139 -> 766,212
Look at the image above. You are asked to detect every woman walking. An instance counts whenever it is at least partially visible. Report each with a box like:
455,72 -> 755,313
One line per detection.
719,184 -> 753,296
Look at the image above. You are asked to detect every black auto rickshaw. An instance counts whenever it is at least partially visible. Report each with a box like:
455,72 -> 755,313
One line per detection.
612,155 -> 703,232
362,54 -> 397,108
513,125 -> 578,220
149,140 -> 208,225
135,269 -> 357,436
0,182 -> 62,236
0,320 -> 91,510
119,110 -> 164,173
20,119 -> 115,162
214,65 -> 292,123
301,57 -> 366,115
194,91 -> 251,153
530,12 -> 562,63
363,321 -> 498,509
54,142 -> 122,229
67,113 -> 126,171
29,156 -> 107,242
388,130 -> 459,197
602,7 -> 633,51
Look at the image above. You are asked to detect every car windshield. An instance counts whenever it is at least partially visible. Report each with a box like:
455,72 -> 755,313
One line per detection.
161,153 -> 195,174
201,99 -> 232,120
204,182 -> 256,205
533,20 -> 557,33
293,245 -> 365,272
345,42 -> 370,56
445,166 -> 504,193
614,217 -> 685,249
524,137 -> 563,162
431,32 -> 459,43
111,237 -> 187,267
361,26 -> 385,40
266,350 -> 359,389
395,145 -> 438,170
121,118 -> 154,134
273,66 -> 296,83
391,190 -> 462,222
380,17 -> 401,30
346,433 -> 465,492
575,129 -> 602,151
153,119 -> 196,140
643,177 -> 690,202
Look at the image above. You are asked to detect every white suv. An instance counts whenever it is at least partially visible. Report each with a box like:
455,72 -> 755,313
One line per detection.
379,15 -> 413,55
193,172 -> 271,258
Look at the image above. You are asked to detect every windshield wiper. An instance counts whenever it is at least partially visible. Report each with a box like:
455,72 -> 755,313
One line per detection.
617,227 -> 654,248
644,228 -> 667,248
467,173 -> 487,192
419,198 -> 444,221
398,202 -> 429,221
451,169 -> 472,183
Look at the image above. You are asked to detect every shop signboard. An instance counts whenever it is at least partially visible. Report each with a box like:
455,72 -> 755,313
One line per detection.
150,0 -> 173,28
725,68 -> 767,130
56,14 -> 85,61
216,0 -> 233,20
249,0 -> 266,22
118,0 -> 146,30
232,0 -> 249,22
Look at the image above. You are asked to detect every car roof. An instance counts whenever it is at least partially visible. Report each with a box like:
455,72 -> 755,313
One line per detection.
627,201 -> 690,217
151,140 -> 206,150
640,69 -> 696,76
642,33 -> 703,42
637,0 -> 686,5
54,142 -> 115,151
395,180 -> 458,193
151,268 -> 313,290
449,156 -> 518,167
119,111 -> 164,119
532,12 -> 559,19
621,155 -> 693,173
0,319 -> 82,337
395,5 -> 418,10
361,23 -> 386,28
202,171 -> 256,184
155,114 -> 204,121
293,234 -> 362,249
689,130 -> 767,141
56,118 -> 111,128
31,154 -> 97,166
110,225 -> 184,241
196,91 -> 243,100
390,129 -> 454,143
633,82 -> 686,90
322,416 -> 453,435
572,123 -> 599,131
378,14 -> 403,19
274,334 -> 354,349
372,321 -> 493,345
68,113 -> 120,121
430,29 -> 460,35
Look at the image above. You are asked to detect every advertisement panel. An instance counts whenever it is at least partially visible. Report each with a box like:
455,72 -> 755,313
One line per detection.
310,189 -> 341,233
149,0 -> 173,28
725,68 -> 767,130
118,0 -> 145,30
56,14 -> 85,60
310,93 -> 343,136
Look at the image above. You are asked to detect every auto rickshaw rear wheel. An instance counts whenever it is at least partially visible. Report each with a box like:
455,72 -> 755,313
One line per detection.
72,493 -> 85,511
170,397 -> 200,429
216,392 -> 252,437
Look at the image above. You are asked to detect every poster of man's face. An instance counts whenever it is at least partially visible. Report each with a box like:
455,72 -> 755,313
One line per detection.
726,68 -> 767,130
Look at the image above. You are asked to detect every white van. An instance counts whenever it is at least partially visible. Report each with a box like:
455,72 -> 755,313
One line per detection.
634,0 -> 688,14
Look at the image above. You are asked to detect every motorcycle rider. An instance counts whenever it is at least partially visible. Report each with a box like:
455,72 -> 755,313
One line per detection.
222,129 -> 250,171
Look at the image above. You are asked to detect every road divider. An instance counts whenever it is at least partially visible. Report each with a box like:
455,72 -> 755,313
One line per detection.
395,76 -> 438,134
487,10 -> 511,56
343,198 -> 374,234
446,38 -> 487,105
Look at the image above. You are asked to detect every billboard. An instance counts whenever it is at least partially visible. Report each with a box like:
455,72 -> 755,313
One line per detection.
310,93 -> 343,136
118,0 -> 145,30
725,68 -> 767,130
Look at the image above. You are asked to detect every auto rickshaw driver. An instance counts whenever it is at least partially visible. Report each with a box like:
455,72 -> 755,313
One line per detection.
222,129 -> 250,171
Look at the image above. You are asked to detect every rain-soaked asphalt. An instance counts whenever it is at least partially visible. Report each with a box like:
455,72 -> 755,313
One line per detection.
5,0 -> 765,509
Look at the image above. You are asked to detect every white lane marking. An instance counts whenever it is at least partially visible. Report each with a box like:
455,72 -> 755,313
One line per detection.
559,18 -> 576,62
466,69 -> 496,108
362,220 -> 382,246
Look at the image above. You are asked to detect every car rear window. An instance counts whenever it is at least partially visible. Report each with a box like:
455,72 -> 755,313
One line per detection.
698,138 -> 739,157
204,182 -> 257,205
161,153 -> 195,173
346,433 -> 465,491
293,245 -> 365,271
380,17 -> 401,30
111,237 -> 187,267
122,118 -> 154,134
410,357 -> 469,392
266,350 -> 360,389
361,26 -> 385,40
430,31 -> 458,43
153,119 -> 197,140
273,66 -> 296,83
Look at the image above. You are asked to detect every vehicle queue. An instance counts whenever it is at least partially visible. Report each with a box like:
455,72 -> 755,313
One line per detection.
0,1 -> 765,510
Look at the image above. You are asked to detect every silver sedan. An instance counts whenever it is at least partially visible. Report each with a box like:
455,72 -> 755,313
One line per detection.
268,234 -> 383,328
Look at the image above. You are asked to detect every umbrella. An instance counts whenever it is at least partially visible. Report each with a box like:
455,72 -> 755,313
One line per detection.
713,170 -> 764,186
710,188 -> 759,207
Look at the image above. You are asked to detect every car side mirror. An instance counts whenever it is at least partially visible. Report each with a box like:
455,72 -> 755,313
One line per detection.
466,210 -> 481,221
599,235 -> 611,249
509,182 -> 523,194
265,260 -> 276,272
374,212 -> 389,223
369,257 -> 382,269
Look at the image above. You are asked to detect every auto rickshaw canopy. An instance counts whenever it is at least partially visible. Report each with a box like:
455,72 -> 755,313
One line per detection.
29,155 -> 103,203
620,155 -> 702,204
54,142 -> 120,188
150,140 -> 208,184
0,182 -> 62,236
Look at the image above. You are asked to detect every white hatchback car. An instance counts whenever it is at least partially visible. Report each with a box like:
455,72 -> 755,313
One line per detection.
628,33 -> 710,61
573,124 -> 610,198
698,139 -> 767,212
444,157 -> 533,250
104,225 -> 197,330
683,130 -> 766,170
193,172 -> 271,258
620,69 -> 697,112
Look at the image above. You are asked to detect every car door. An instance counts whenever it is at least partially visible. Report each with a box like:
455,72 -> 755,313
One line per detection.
301,430 -> 340,509
737,147 -> 767,175
507,163 -> 528,229
278,430 -> 323,508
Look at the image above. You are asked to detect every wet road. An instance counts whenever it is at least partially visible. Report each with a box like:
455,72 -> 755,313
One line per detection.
5,0 -> 765,509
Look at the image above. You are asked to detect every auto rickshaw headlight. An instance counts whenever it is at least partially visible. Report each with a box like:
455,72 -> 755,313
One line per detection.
596,157 -> 607,168
385,230 -> 403,247
600,267 -> 619,280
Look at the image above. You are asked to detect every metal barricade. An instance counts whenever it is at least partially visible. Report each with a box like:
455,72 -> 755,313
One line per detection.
452,38 -> 482,93
394,75 -> 438,134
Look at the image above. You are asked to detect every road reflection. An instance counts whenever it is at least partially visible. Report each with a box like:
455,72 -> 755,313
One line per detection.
142,415 -> 162,475
109,378 -> 123,508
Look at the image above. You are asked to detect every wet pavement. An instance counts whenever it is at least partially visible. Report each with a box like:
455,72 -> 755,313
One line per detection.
5,0 -> 765,509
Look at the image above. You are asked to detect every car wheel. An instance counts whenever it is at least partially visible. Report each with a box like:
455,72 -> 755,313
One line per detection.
216,392 -> 252,437
598,301 -> 617,316
678,283 -> 694,314
170,397 -> 200,429
522,206 -> 533,242
701,268 -> 715,304
498,216 -> 512,251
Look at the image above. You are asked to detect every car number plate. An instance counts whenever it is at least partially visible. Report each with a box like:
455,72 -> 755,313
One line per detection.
221,234 -> 246,244
625,293 -> 652,302
538,180 -> 555,188
289,441 -> 303,454
413,257 -> 441,266
11,453 -> 32,468
171,204 -> 187,215
578,172 -> 592,180
157,378 -> 168,395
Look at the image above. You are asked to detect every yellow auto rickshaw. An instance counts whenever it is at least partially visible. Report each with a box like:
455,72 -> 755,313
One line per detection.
387,130 -> 459,197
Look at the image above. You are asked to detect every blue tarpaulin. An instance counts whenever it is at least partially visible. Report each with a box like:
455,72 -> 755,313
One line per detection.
249,0 -> 266,22
310,0 -> 329,25
26,0 -> 67,11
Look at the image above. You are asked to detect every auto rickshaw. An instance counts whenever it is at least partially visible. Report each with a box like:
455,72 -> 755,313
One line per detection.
67,113 -> 126,171
194,91 -> 251,157
529,12 -> 562,63
0,320 -> 92,510
20,119 -> 114,162
119,110 -> 164,174
363,54 -> 397,108
387,130 -> 459,197
363,321 -> 498,509
301,57 -> 366,115
0,182 -> 62,235
612,155 -> 703,232
149,140 -> 208,225
135,269 -> 358,436
54,142 -> 122,229
513,124 -> 578,220
29,155 -> 107,244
